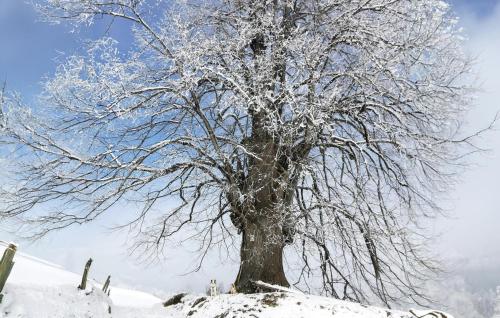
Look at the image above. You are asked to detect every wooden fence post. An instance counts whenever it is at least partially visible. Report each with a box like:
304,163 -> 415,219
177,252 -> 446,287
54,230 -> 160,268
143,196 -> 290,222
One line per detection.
0,243 -> 17,303
102,275 -> 111,294
78,258 -> 93,290
210,279 -> 218,297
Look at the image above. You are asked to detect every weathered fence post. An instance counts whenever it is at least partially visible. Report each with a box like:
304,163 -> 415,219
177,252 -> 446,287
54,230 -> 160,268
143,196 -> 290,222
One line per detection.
0,243 -> 17,303
78,258 -> 93,290
102,275 -> 111,294
210,279 -> 218,297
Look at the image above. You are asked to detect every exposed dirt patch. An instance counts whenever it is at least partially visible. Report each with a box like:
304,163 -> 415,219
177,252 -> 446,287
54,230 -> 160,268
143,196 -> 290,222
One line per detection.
163,293 -> 187,307
261,293 -> 286,307
214,311 -> 229,318
191,297 -> 207,308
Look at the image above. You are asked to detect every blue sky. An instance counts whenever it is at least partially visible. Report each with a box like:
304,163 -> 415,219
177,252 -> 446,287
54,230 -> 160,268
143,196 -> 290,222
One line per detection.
0,1 -> 133,98
1,0 -> 500,295
452,0 -> 499,15
0,0 -> 497,95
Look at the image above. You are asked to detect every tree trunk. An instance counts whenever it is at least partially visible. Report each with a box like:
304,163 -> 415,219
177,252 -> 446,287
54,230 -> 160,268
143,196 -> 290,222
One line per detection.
234,218 -> 289,293
230,121 -> 298,293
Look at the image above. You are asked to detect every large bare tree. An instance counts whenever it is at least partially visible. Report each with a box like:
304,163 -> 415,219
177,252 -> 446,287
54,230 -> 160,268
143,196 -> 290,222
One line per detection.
0,0 -> 479,305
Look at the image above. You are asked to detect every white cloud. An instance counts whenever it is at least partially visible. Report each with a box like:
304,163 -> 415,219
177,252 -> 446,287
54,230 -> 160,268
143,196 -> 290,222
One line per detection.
435,2 -> 500,263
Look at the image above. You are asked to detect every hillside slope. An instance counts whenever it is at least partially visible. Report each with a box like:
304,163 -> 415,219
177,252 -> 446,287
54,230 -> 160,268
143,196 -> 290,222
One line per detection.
0,243 -> 451,318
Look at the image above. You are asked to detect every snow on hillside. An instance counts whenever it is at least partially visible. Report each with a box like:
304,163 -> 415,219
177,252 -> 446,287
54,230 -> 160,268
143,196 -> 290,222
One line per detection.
162,292 -> 452,318
0,243 -> 452,318
0,242 -> 166,318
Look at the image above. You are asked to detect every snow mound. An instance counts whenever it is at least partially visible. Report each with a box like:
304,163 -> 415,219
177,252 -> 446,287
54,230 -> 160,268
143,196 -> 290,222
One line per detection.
163,292 -> 453,318
1,285 -> 112,317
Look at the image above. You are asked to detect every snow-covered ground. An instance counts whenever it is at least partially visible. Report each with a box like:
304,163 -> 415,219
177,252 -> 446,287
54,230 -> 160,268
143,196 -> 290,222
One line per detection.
0,242 -> 452,318
163,292 -> 454,318
0,242 -> 166,318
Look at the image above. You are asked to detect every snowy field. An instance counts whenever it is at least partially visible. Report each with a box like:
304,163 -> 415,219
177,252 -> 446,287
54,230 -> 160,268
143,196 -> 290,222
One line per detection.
0,243 -> 451,318
0,242 -> 166,318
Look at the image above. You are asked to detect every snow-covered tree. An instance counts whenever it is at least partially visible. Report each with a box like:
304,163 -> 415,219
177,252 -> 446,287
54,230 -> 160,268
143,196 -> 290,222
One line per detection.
0,0 -> 480,305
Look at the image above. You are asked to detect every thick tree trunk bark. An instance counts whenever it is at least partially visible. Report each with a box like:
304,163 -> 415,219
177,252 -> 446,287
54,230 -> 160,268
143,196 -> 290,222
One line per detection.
230,113 -> 298,293
234,218 -> 289,293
